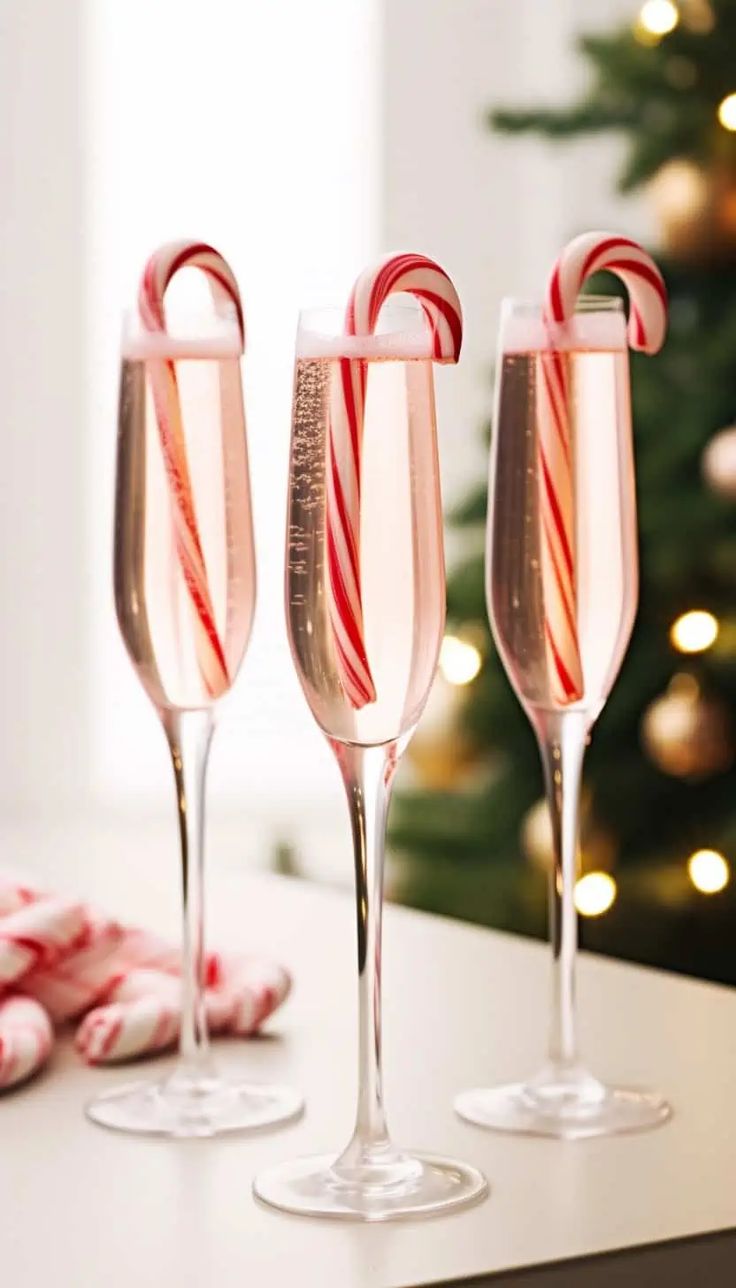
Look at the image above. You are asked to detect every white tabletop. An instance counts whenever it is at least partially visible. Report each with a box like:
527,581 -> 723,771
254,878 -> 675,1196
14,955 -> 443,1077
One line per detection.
1,819 -> 735,1286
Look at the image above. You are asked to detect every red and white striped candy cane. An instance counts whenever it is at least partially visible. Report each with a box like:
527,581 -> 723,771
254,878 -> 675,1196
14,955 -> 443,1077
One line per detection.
538,232 -> 667,705
76,960 -> 290,1062
208,953 -> 291,1035
327,253 -> 463,708
76,994 -> 181,1065
0,996 -> 53,1090
0,898 -> 86,987
138,241 -> 245,699
21,915 -> 128,1021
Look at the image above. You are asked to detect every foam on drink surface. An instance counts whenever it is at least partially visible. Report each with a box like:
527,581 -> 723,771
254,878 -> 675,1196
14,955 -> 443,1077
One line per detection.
121,311 -> 242,361
502,310 -> 627,354
296,330 -> 436,362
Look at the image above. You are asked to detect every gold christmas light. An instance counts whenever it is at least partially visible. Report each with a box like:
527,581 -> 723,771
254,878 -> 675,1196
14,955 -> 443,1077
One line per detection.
718,94 -> 736,132
636,0 -> 679,40
574,872 -> 617,918
439,635 -> 482,687
670,609 -> 719,653
687,848 -> 730,894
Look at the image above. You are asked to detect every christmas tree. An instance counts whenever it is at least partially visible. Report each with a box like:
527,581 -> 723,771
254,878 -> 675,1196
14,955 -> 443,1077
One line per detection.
391,0 -> 736,984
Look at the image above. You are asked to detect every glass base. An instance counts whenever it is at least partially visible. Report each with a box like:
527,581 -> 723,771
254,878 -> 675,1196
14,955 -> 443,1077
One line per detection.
254,1150 -> 488,1222
455,1067 -> 671,1140
86,1070 -> 304,1139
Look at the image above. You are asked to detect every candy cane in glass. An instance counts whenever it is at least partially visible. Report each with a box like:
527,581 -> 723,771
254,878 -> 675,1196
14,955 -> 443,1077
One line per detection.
254,254 -> 488,1220
455,233 -> 672,1139
86,241 -> 302,1136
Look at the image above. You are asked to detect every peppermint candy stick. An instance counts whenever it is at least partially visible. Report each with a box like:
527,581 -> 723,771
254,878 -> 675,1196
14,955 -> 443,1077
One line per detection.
0,996 -> 53,1090
76,961 -> 291,1063
22,916 -> 127,1021
138,241 -> 245,698
0,898 -> 86,986
76,994 -> 181,1065
328,253 -> 463,708
540,232 -> 667,705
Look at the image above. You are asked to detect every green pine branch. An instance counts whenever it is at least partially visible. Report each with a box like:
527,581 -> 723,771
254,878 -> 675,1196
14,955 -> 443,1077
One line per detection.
490,15 -> 736,191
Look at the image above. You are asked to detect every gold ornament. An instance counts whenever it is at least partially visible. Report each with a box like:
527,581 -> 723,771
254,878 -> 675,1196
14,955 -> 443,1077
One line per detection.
521,798 -> 554,869
406,674 -> 480,790
641,675 -> 734,778
408,627 -> 486,788
648,160 -> 736,262
680,0 -> 714,33
521,795 -> 617,873
703,426 -> 736,499
407,730 -> 480,791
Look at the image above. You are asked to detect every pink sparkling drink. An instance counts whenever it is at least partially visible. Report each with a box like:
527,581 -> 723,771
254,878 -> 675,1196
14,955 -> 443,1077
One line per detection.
286,311 -> 445,745
488,300 -> 638,720
115,319 -> 256,711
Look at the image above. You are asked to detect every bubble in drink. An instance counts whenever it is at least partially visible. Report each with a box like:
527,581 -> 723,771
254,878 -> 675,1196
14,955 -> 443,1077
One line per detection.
286,348 -> 445,746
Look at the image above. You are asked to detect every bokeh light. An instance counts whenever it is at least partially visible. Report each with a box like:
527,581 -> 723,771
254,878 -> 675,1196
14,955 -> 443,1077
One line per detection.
439,635 -> 482,686
670,609 -> 719,654
575,872 -> 617,917
638,0 -> 679,36
717,93 -> 736,132
687,849 -> 730,894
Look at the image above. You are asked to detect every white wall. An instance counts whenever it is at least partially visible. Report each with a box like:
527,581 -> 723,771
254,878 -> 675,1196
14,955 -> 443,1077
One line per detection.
0,1 -> 89,814
0,0 -> 652,873
84,0 -> 380,846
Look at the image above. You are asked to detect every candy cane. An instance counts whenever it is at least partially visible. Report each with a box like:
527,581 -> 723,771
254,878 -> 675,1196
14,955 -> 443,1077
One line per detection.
21,916 -> 127,1021
207,953 -> 291,1035
539,232 -> 667,705
327,253 -> 462,708
138,241 -> 245,699
76,994 -> 181,1065
76,962 -> 290,1063
0,865 -> 293,1080
0,899 -> 86,986
0,996 -> 53,1090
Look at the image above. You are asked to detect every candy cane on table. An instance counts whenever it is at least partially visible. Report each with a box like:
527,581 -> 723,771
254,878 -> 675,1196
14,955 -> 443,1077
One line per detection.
206,953 -> 291,1036
327,253 -> 463,708
538,232 -> 667,705
0,996 -> 54,1090
0,861 -> 293,1071
138,241 -> 245,698
22,917 -> 189,1023
0,898 -> 86,987
76,994 -> 181,1065
76,960 -> 290,1063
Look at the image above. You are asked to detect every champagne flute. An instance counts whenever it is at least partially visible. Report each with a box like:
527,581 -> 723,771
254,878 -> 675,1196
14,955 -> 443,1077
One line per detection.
455,295 -> 671,1139
86,245 -> 302,1137
254,285 -> 487,1219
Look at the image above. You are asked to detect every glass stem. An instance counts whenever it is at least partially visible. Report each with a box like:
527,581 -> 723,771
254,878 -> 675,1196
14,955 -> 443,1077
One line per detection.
536,711 -> 588,1076
162,708 -> 216,1082
333,741 -> 397,1168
